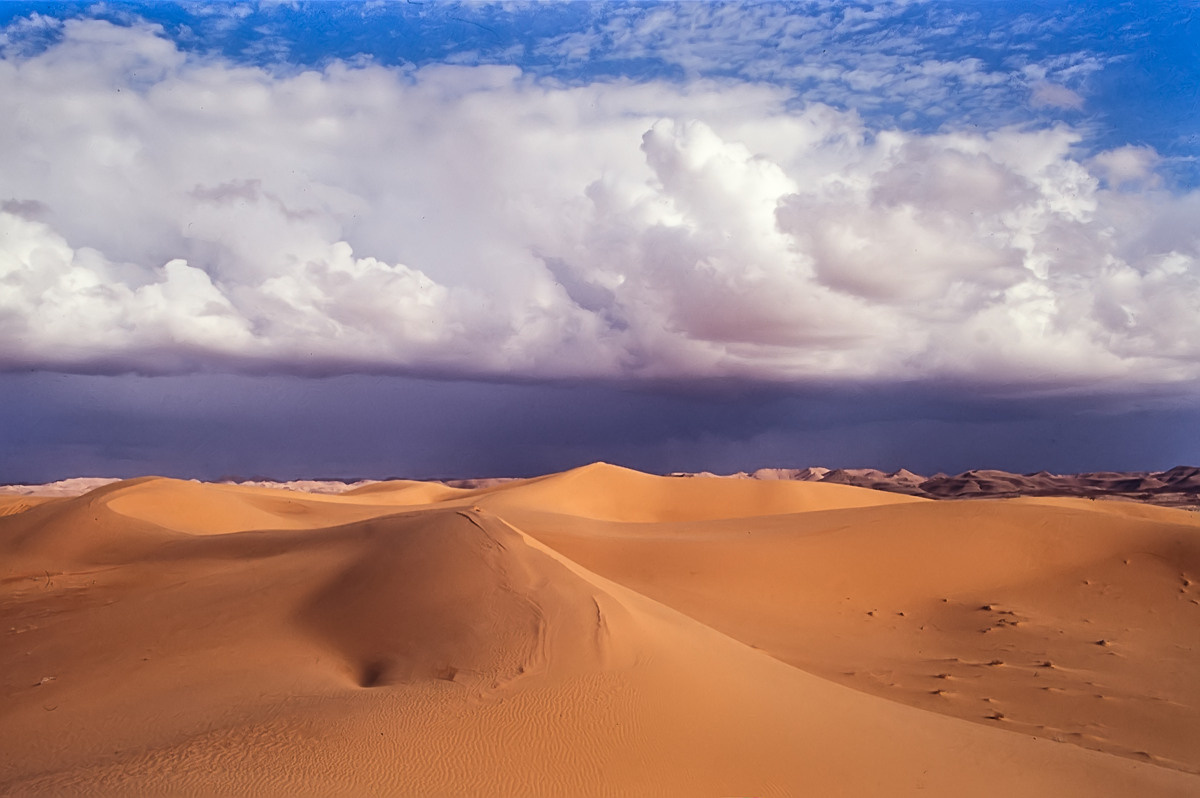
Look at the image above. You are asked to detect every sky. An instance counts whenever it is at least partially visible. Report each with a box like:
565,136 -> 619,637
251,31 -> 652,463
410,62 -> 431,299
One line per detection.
1,0 -> 1198,481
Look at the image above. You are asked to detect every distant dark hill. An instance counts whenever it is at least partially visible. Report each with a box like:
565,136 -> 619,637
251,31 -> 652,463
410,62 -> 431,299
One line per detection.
752,466 -> 1200,508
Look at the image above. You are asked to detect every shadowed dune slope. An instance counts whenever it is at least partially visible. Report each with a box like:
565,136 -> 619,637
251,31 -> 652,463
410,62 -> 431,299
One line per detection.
298,507 -> 614,689
1,467 -> 1198,796
0,495 -> 57,517
339,479 -> 469,504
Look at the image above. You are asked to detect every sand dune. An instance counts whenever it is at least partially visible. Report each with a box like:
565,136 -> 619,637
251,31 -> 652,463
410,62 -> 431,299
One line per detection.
476,461 -> 926,522
2,465 -> 1198,795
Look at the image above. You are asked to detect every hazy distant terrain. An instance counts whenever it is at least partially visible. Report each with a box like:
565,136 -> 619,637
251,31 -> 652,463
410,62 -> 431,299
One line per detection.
7,465 -> 1198,507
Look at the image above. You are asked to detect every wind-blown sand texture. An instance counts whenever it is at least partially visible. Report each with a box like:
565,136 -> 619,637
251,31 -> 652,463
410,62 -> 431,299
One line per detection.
2,463 -> 1198,796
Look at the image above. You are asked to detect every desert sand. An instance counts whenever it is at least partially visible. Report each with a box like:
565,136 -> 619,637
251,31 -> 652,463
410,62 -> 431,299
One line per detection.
2,463 -> 1198,796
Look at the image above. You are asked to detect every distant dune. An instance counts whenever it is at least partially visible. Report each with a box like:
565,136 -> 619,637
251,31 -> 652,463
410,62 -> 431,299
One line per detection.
2,463 -> 1199,795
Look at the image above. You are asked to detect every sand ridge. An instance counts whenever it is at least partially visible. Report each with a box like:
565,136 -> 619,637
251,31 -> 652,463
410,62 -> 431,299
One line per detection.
2,463 -> 1198,795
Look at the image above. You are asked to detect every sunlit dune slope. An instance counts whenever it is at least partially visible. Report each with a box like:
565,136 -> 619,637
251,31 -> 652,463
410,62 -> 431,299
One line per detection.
0,478 -> 188,573
0,477 -> 395,575
474,460 -> 926,522
1,465 -> 1198,796
103,477 -> 435,535
510,493 -> 1200,774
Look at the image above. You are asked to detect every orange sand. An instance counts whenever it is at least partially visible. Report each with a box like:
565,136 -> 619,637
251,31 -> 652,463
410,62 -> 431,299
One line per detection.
2,463 -> 1198,796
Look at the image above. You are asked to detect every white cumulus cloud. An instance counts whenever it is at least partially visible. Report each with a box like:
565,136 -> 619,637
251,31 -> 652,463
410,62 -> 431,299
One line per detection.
1,18 -> 1198,394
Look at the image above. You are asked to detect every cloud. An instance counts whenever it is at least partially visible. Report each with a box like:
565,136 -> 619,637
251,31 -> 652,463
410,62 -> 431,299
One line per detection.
1030,81 -> 1084,110
1,17 -> 1198,396
3,370 -> 1196,483
531,1 -> 1108,134
1090,145 -> 1161,189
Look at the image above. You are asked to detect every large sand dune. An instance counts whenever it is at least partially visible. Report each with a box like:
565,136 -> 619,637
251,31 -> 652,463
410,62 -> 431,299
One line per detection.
2,463 -> 1198,795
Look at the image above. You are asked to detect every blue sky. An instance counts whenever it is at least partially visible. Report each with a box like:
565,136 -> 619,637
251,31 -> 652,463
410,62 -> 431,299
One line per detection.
1,1 -> 1198,480
5,1 -> 1195,182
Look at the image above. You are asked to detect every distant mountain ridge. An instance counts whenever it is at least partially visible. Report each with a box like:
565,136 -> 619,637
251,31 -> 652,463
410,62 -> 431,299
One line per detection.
680,465 -> 1200,508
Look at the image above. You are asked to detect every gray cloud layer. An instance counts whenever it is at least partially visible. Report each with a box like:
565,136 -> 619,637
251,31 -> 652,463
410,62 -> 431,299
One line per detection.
3,372 -> 1195,483
2,19 -> 1199,394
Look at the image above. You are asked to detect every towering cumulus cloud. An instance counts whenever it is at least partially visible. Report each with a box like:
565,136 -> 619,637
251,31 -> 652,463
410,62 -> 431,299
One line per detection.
2,16 -> 1198,392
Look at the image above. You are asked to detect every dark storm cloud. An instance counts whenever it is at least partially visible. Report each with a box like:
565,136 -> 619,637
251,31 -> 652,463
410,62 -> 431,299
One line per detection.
2,373 -> 1194,484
